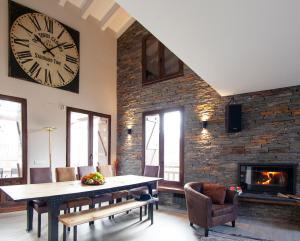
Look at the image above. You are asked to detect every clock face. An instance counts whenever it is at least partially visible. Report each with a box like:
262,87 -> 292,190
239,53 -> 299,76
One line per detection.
10,13 -> 79,87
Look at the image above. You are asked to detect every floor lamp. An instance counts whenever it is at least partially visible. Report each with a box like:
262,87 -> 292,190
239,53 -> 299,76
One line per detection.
44,127 -> 56,168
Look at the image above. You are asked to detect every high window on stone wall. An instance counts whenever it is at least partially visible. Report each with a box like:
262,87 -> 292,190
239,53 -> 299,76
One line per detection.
66,107 -> 111,168
143,108 -> 184,186
142,34 -> 184,85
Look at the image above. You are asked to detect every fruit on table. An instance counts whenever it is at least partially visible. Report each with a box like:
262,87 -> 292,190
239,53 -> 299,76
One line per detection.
81,172 -> 105,185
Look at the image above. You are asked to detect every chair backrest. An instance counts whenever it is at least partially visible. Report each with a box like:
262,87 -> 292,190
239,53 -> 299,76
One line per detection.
143,165 -> 160,178
56,167 -> 76,182
98,164 -> 114,177
77,166 -> 96,179
30,167 -> 52,184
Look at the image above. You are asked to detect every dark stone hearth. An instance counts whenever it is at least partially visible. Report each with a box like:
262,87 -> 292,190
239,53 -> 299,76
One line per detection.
239,192 -> 300,204
117,22 -> 300,223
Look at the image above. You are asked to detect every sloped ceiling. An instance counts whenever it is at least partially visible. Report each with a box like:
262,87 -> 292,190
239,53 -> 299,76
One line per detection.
116,0 -> 300,96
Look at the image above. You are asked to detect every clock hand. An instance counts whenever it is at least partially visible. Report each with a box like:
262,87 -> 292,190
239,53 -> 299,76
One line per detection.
42,42 -> 67,54
33,34 -> 55,57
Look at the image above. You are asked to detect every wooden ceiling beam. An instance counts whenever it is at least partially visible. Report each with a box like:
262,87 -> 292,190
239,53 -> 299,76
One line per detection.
81,0 -> 95,19
116,16 -> 135,38
99,2 -> 120,31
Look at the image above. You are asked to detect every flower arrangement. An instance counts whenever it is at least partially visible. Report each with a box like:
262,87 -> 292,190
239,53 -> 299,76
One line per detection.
230,186 -> 242,194
81,172 -> 105,185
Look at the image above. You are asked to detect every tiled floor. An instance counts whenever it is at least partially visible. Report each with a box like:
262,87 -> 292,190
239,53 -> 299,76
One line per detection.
0,206 -> 299,241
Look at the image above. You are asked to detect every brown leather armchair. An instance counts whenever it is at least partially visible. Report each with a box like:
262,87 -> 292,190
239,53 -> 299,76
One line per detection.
184,182 -> 238,237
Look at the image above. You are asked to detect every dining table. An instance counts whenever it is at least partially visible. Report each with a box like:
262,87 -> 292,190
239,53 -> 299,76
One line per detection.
0,175 -> 161,241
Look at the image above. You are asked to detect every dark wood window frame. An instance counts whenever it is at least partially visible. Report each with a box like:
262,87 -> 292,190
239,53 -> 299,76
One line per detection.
66,107 -> 111,167
142,107 -> 184,187
142,34 -> 184,85
0,94 -> 27,186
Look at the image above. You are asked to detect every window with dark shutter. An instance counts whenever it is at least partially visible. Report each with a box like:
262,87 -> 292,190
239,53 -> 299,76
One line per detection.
142,34 -> 183,85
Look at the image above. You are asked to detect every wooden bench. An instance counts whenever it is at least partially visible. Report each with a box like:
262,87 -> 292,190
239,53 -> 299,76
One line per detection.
59,199 -> 155,241
159,185 -> 185,195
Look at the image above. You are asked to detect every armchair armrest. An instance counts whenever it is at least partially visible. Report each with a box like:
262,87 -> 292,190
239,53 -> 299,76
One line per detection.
225,190 -> 238,206
184,182 -> 213,228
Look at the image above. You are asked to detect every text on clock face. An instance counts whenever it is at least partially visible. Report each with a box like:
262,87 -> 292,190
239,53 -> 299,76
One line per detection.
10,13 -> 79,87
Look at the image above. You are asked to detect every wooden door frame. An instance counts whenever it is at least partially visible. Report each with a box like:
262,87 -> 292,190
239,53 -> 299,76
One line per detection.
0,93 -> 27,186
142,107 -> 184,187
66,107 -> 111,167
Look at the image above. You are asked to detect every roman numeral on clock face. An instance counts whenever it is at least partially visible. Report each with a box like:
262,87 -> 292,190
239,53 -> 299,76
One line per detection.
44,69 -> 52,85
44,17 -> 53,33
28,15 -> 41,31
18,23 -> 33,34
16,51 -> 33,64
66,55 -> 78,64
63,43 -> 75,50
57,70 -> 65,84
13,38 -> 29,48
64,64 -> 75,75
57,29 -> 65,39
29,62 -> 41,78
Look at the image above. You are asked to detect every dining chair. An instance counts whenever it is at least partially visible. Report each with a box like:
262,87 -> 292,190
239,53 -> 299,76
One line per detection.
30,167 -> 67,238
98,164 -> 129,202
129,165 -> 160,211
98,164 -> 129,218
55,167 -> 92,212
77,166 -> 113,207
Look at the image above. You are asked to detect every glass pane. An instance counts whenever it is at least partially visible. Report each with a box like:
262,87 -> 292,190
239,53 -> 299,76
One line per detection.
145,114 -> 160,166
0,100 -> 23,178
145,37 -> 159,82
163,47 -> 180,76
70,112 -> 88,168
163,111 -> 181,182
93,116 -> 109,166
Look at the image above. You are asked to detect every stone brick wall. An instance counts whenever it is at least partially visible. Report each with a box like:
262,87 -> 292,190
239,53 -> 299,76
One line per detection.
117,22 -> 300,222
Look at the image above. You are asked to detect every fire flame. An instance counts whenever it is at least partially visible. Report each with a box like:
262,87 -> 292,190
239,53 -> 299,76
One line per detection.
256,171 -> 283,185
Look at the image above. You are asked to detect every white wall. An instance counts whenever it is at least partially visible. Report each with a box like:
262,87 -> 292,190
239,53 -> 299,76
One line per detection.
0,0 -> 117,176
117,0 -> 300,96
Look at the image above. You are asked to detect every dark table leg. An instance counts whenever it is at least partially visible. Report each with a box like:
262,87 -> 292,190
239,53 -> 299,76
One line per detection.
26,200 -> 33,232
147,182 -> 154,224
48,198 -> 61,241
147,182 -> 153,196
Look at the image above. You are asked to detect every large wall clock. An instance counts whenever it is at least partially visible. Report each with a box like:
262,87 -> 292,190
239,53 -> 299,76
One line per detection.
8,0 -> 80,93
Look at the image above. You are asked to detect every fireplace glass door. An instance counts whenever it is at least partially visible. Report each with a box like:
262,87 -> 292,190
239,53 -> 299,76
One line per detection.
239,163 -> 297,194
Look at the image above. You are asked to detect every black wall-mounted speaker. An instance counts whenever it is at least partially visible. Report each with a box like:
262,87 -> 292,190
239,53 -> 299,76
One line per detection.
225,104 -> 242,133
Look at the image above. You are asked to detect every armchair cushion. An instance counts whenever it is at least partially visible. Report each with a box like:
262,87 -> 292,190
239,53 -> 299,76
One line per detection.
212,204 -> 234,217
203,183 -> 226,204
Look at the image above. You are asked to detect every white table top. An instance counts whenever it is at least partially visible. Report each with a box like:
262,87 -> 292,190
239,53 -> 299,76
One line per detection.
0,175 -> 161,201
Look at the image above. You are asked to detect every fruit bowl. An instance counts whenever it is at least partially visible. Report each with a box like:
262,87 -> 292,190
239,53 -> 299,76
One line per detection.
81,172 -> 105,185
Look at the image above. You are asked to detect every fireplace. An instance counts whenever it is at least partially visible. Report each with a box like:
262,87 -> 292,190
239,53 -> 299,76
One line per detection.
238,163 -> 297,194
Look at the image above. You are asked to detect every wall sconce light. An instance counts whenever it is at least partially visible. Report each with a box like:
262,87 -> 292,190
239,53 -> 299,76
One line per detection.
127,128 -> 132,135
202,121 -> 208,129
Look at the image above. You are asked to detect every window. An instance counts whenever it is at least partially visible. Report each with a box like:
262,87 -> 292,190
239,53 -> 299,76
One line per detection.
142,34 -> 183,85
143,108 -> 184,185
66,107 -> 111,168
0,94 -> 27,181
